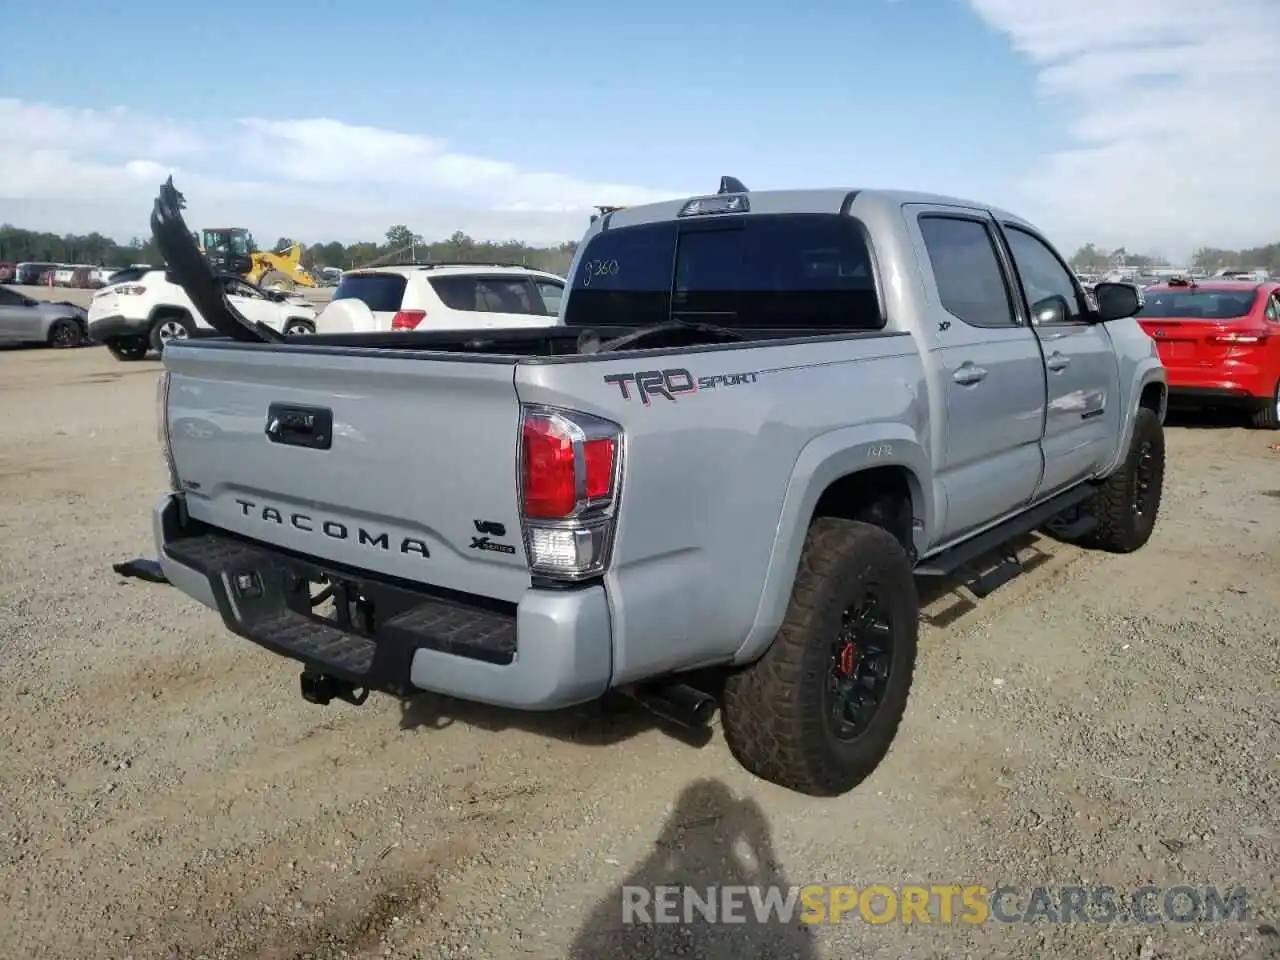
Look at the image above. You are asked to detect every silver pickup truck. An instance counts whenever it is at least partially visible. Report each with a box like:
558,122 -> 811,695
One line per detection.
146,177 -> 1166,797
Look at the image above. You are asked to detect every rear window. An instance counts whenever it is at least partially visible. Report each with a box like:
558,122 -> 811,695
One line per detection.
332,273 -> 407,313
1136,288 -> 1259,320
106,267 -> 151,285
564,213 -> 882,330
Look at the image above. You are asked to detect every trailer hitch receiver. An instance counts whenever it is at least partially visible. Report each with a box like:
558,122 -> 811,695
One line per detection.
300,670 -> 369,706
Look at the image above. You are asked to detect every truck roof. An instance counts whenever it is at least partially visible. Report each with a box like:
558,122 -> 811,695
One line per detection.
602,187 -> 1029,231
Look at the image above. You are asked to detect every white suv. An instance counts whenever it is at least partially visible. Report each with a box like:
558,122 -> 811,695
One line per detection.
88,269 -> 319,360
314,263 -> 565,333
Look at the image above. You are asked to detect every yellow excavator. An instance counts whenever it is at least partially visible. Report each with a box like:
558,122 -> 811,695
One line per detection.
194,227 -> 317,291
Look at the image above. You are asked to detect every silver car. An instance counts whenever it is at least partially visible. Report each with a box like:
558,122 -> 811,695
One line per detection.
0,287 -> 89,348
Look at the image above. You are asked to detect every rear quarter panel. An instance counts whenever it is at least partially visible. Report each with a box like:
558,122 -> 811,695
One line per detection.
515,335 -> 931,684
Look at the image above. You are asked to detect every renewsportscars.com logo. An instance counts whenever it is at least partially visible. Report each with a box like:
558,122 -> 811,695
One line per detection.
621,884 -> 1251,926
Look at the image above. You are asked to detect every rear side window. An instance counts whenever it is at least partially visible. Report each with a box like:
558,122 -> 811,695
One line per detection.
564,214 -> 882,330
429,275 -> 549,315
918,216 -> 1015,328
332,273 -> 407,313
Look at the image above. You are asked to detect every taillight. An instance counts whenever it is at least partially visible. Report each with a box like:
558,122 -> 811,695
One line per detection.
117,284 -> 147,296
519,406 -> 623,579
392,309 -> 426,330
1208,331 -> 1269,345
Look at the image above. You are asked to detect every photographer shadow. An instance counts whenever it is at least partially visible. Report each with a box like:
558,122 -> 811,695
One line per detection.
567,778 -> 819,959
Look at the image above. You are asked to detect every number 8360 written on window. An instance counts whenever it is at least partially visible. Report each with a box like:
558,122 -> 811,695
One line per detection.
580,259 -> 619,287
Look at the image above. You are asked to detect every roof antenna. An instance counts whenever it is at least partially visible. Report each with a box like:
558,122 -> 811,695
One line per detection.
718,176 -> 748,194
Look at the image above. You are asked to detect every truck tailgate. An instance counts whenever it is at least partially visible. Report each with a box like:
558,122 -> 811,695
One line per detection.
163,343 -> 531,603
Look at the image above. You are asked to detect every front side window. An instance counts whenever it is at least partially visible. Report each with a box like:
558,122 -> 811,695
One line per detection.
1002,226 -> 1085,324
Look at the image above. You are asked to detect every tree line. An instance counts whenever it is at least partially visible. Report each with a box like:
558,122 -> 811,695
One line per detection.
0,222 -> 581,277
3,220 -> 1277,280
1068,242 -> 1280,274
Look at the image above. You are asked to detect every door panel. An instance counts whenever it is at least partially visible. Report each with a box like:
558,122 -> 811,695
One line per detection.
907,207 -> 1047,543
0,290 -> 30,342
998,224 -> 1120,495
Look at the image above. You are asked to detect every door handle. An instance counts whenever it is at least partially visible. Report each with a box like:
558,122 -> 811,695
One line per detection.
952,363 -> 988,385
1046,352 -> 1071,372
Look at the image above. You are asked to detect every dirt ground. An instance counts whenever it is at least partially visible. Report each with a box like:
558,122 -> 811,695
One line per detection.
0,344 -> 1276,960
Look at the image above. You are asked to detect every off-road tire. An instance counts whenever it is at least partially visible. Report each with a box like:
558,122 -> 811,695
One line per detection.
149,313 -> 195,355
106,337 -> 148,361
1084,407 -> 1164,553
1248,382 -> 1280,430
721,518 -> 918,797
46,318 -> 83,348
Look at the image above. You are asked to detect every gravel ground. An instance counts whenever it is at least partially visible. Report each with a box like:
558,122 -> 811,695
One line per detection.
0,345 -> 1277,960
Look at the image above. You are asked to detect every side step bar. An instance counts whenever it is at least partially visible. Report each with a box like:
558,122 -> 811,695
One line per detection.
915,483 -> 1097,577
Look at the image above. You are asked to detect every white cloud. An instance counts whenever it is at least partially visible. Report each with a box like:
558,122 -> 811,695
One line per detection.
967,0 -> 1280,256
0,99 -> 682,244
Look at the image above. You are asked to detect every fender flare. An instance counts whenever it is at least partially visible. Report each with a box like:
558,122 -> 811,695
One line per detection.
146,303 -> 194,326
1100,360 -> 1167,476
733,422 -> 932,664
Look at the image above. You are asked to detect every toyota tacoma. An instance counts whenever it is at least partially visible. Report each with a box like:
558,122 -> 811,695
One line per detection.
144,176 -> 1166,796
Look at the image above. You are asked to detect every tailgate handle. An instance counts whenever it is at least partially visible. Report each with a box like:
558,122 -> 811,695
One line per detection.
265,403 -> 333,450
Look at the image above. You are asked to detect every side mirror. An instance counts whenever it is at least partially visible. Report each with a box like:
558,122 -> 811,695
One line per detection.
1030,294 -> 1070,326
1092,281 -> 1143,322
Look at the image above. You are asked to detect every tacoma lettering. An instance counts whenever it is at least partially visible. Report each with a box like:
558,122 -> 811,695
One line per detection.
234,498 -> 429,558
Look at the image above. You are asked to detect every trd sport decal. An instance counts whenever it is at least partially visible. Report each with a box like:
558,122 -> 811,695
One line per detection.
603,368 -> 759,405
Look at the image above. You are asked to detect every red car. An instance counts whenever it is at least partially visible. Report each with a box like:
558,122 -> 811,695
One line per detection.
1136,277 -> 1280,429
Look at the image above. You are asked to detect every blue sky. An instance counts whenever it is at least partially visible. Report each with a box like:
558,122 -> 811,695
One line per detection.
1,0 -> 1277,255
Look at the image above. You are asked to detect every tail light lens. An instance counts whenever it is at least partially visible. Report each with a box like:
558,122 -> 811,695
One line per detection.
116,285 -> 147,296
519,406 -> 623,579
391,309 -> 426,330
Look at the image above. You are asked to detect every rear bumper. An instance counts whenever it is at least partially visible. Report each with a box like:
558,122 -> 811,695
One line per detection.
152,494 -> 612,710
1164,362 -> 1272,403
88,313 -> 149,340
1167,379 -> 1272,406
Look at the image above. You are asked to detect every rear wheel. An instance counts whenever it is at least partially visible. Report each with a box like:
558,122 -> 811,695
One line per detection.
1249,382 -> 1280,430
46,318 -> 83,348
283,318 -> 314,336
106,337 -> 148,361
149,314 -> 194,355
721,518 -> 918,796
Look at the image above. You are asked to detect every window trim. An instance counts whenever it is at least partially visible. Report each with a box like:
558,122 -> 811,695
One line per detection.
997,221 -> 1091,328
916,212 -> 1022,330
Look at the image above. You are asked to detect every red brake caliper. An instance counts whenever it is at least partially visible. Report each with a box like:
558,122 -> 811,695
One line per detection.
838,639 -> 856,678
